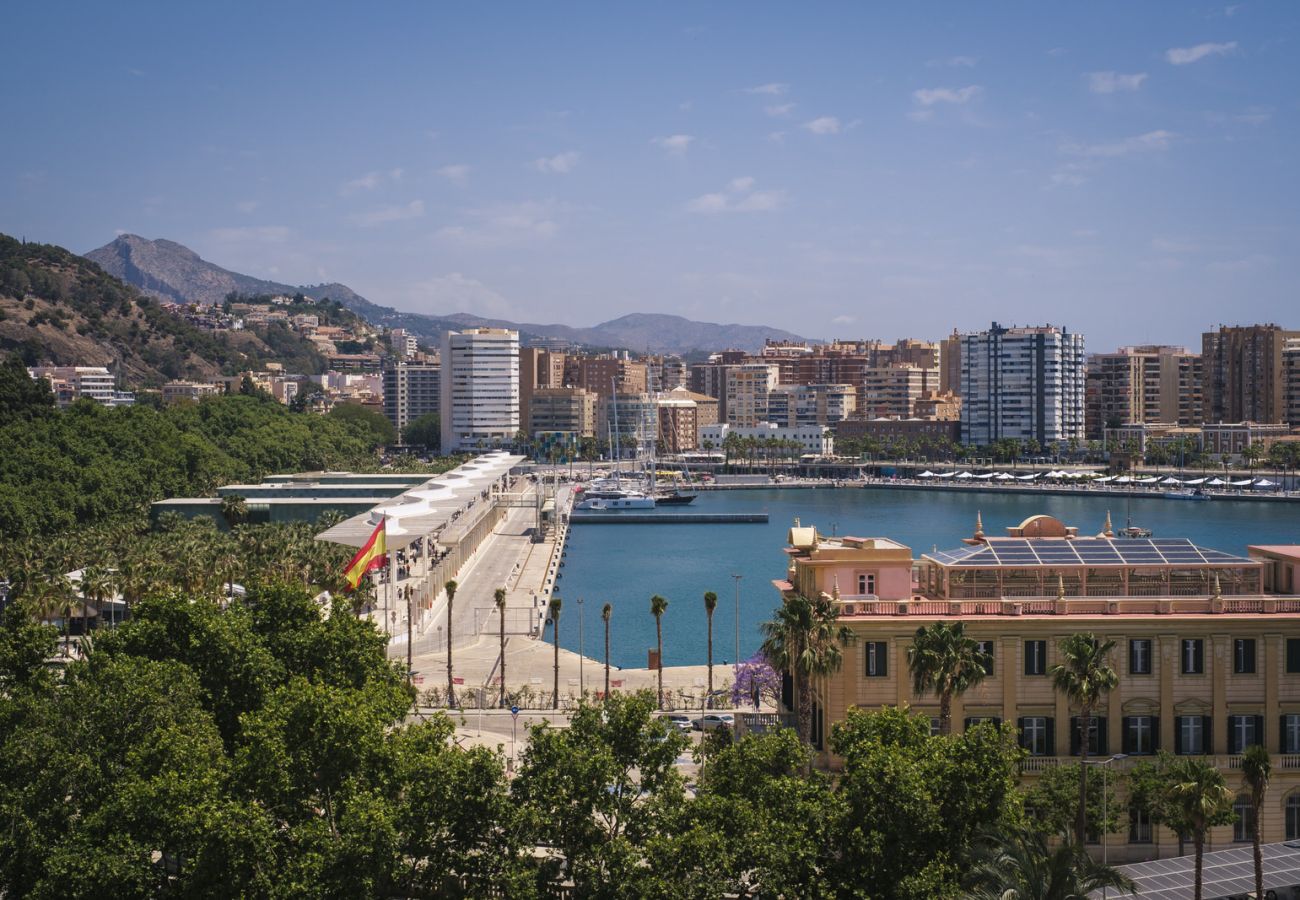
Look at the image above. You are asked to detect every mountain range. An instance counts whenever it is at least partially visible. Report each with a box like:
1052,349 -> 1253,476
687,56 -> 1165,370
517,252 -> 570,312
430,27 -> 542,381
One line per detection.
86,234 -> 810,355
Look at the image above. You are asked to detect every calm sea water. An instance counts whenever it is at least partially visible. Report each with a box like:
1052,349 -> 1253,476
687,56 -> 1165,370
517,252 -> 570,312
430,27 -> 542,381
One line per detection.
552,487 -> 1300,670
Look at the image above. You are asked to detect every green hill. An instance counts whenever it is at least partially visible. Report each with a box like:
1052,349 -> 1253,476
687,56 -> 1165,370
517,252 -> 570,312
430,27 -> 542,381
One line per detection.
0,234 -> 369,387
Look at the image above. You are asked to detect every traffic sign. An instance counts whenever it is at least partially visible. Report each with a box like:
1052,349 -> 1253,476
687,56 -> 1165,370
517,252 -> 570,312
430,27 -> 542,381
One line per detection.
511,705 -> 520,718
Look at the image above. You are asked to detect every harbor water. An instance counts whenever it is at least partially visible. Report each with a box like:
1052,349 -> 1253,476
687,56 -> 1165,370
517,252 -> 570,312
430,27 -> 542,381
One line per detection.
554,486 -> 1300,669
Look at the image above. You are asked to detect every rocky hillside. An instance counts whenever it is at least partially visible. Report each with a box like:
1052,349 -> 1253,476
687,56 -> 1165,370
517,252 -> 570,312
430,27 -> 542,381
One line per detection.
0,235 -> 330,386
87,235 -> 813,354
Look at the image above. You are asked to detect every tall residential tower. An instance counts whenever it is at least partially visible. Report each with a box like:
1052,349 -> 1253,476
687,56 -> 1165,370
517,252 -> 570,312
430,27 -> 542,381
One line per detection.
439,328 -> 520,452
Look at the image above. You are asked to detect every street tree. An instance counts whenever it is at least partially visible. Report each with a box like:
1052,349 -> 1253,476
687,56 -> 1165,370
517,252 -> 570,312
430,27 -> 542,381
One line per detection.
650,594 -> 668,709
1050,633 -> 1119,845
906,621 -> 990,736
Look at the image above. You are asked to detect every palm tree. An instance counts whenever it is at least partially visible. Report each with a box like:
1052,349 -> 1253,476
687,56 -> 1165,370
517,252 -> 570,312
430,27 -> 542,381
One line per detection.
905,621 -> 990,737
42,573 -> 77,657
79,565 -> 116,633
548,596 -> 562,709
1165,756 -> 1236,900
601,602 -> 612,698
1050,633 -> 1119,846
650,594 -> 668,709
1242,745 -> 1271,900
965,827 -> 1135,900
444,579 -> 458,708
759,593 -> 854,747
494,587 -> 508,708
703,591 -> 718,703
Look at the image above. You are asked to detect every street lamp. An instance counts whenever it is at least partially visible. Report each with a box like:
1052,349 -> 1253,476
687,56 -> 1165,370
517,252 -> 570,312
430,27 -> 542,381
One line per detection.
577,596 -> 584,696
731,574 -> 743,666
1085,752 -> 1128,897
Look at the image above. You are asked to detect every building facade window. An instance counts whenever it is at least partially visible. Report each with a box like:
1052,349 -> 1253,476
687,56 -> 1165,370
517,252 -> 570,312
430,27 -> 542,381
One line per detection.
1284,714 -> 1300,754
1019,716 -> 1052,756
1228,715 -> 1263,754
1176,715 -> 1210,755
857,573 -> 876,596
976,640 -> 995,676
1288,795 -> 1300,841
1234,638 -> 1257,675
865,642 -> 888,677
1288,639 -> 1300,674
1182,639 -> 1205,675
1130,639 -> 1153,675
1123,716 -> 1158,755
1024,640 -> 1047,676
1234,796 -> 1256,843
1129,806 -> 1153,844
1069,716 -> 1108,757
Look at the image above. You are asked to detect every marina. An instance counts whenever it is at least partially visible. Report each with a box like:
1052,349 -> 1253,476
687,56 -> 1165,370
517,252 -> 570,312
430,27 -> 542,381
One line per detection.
554,486 -> 1300,669
569,512 -> 768,525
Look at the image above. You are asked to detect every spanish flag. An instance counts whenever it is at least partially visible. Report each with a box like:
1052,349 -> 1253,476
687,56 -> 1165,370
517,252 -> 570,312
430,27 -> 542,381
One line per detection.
343,519 -> 387,591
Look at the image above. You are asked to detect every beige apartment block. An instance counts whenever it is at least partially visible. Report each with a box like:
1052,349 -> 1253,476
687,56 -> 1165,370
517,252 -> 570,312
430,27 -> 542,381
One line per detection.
774,513 -> 1300,862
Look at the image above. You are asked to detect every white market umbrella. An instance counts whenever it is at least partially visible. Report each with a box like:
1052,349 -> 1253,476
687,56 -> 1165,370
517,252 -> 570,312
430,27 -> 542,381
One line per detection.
1229,478 -> 1255,487
1093,475 -> 1115,483
1184,477 -> 1207,485
918,470 -> 936,478
1255,479 -> 1277,488
994,473 -> 1014,480
1113,476 -> 1132,484
934,471 -> 956,478
956,471 -> 975,479
1016,473 -> 1038,481
1136,476 -> 1160,485
1160,477 -> 1182,485
1207,477 -> 1227,486
976,472 -> 997,480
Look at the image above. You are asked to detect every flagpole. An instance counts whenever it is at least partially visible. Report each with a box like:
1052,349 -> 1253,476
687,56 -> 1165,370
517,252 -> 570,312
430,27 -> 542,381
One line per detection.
385,514 -> 394,639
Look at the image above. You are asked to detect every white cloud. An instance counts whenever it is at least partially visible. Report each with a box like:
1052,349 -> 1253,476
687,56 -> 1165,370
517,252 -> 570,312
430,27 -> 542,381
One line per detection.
236,200 -> 260,214
406,273 -> 515,318
437,164 -> 471,183
1165,41 -> 1237,64
766,130 -> 787,143
803,116 -> 842,135
434,201 -> 559,247
208,226 -> 293,243
340,168 -> 404,195
765,102 -> 795,117
686,178 -> 785,214
1088,71 -> 1148,93
913,85 -> 983,106
685,193 -> 729,214
350,200 -> 425,228
928,55 -> 978,68
1063,129 -> 1177,158
744,82 -> 789,95
831,314 -> 857,324
653,134 -> 695,156
1224,4 -> 1242,16
532,151 -> 581,174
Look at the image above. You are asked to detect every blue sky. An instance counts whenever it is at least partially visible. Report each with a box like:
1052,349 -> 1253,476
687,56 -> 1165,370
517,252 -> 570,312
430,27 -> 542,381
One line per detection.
2,2 -> 1296,350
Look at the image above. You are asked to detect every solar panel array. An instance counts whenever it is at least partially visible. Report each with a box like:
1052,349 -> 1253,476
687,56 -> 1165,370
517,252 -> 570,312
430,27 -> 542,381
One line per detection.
1099,841 -> 1300,900
928,538 -> 1250,568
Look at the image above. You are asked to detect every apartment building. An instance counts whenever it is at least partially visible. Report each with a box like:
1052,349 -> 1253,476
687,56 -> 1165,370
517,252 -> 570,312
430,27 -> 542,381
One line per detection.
439,328 -> 519,451
773,514 -> 1300,861
767,383 -> 857,428
382,361 -> 440,433
655,386 -> 720,454
960,322 -> 1085,447
28,366 -> 135,407
1203,324 -> 1300,425
726,363 -> 781,427
162,381 -> 222,404
576,356 -> 647,400
1085,346 -> 1203,441
519,347 -> 567,431
527,387 -> 596,438
1284,339 -> 1300,428
859,365 -> 940,418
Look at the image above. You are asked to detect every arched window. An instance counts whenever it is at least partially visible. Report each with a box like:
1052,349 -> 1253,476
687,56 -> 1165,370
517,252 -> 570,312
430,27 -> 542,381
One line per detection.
1234,795 -> 1255,843
1287,794 -> 1300,841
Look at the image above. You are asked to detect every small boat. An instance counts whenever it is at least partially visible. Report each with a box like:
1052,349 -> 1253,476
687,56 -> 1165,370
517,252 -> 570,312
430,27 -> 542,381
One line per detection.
1166,489 -> 1212,502
654,490 -> 698,505
575,489 -> 655,510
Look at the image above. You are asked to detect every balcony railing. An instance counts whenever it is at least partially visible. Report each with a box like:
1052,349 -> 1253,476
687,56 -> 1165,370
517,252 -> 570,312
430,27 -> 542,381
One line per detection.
1020,754 -> 1300,774
836,594 -> 1290,618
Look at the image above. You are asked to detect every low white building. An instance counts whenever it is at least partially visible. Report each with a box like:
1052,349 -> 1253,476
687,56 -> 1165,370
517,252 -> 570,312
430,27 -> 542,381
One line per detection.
698,422 -> 834,456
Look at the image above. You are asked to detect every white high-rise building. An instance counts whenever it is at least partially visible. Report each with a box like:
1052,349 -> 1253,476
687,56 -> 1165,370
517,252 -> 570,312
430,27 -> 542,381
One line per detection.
440,328 -> 520,452
960,322 -> 1085,447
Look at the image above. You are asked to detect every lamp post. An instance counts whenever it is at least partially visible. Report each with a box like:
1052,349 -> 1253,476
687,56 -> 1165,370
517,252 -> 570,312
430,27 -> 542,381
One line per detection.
731,574 -> 743,667
1086,752 -> 1128,898
577,596 -> 585,696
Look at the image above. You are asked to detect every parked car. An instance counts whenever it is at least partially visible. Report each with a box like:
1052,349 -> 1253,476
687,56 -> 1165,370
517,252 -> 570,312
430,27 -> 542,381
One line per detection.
691,713 -> 734,732
659,713 -> 693,733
